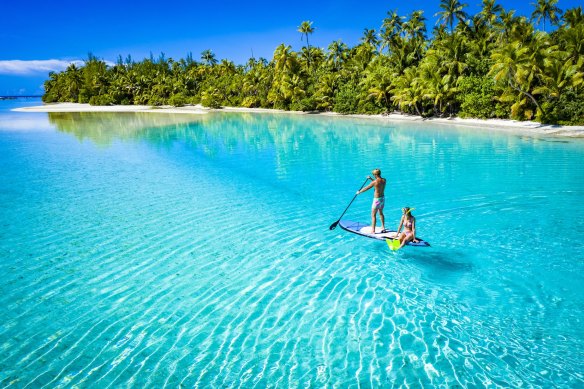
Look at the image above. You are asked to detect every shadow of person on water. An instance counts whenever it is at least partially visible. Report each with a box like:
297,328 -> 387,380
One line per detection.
386,247 -> 474,285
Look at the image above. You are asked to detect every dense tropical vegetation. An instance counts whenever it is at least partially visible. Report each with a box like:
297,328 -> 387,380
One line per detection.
43,0 -> 583,125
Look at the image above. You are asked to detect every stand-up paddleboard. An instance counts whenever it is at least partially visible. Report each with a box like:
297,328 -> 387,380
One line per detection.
338,220 -> 430,247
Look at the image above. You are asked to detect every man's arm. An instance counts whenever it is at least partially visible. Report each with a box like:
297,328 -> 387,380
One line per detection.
357,179 -> 375,195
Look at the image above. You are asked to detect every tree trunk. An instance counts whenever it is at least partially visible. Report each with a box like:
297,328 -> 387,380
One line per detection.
509,80 -> 545,117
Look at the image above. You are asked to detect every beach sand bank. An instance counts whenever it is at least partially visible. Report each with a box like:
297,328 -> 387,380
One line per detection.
14,103 -> 584,137
13,103 -> 208,115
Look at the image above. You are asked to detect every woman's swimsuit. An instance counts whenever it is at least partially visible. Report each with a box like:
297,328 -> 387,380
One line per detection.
372,197 -> 385,210
403,219 -> 414,238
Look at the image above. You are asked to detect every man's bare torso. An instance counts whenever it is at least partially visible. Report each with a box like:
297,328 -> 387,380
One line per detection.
373,178 -> 386,198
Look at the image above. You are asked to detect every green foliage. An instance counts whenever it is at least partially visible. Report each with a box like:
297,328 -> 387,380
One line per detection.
464,56 -> 492,77
168,93 -> 188,107
41,6 -> 584,125
290,96 -> 317,112
200,88 -> 222,108
457,76 -> 497,118
334,82 -> 360,114
78,89 -> 91,104
89,94 -> 115,106
357,98 -> 386,115
148,95 -> 166,106
542,89 -> 584,125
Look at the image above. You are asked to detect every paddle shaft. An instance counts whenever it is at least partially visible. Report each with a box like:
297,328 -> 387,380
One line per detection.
329,177 -> 370,230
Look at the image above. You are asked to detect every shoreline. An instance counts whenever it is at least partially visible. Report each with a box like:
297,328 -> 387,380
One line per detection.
13,102 -> 584,138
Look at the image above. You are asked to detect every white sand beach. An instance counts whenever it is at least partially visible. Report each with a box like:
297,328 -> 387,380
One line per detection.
13,103 -> 208,115
14,103 -> 584,137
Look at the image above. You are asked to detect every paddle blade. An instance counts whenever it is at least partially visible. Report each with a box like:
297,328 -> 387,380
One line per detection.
329,221 -> 339,230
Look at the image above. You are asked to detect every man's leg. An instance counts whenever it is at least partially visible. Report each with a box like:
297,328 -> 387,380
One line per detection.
379,209 -> 385,231
371,208 -> 377,233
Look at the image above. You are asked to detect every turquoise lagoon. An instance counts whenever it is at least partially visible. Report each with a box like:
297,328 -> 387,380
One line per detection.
0,98 -> 583,387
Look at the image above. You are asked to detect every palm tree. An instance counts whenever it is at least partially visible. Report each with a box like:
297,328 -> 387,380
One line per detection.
557,17 -> 584,63
241,58 -> 272,108
219,59 -> 236,75
299,47 -> 313,72
43,72 -> 62,102
495,9 -> 518,43
479,0 -> 503,26
362,57 -> 393,109
360,29 -> 379,49
403,10 -> 427,41
466,15 -> 493,60
419,58 -> 456,116
200,49 -> 217,66
530,0 -> 563,31
298,21 -> 314,49
533,56 -> 582,101
327,40 -> 349,70
391,67 -> 424,115
563,6 -> 583,28
426,28 -> 469,78
348,44 -> 376,72
489,39 -> 545,119
435,0 -> 469,33
314,73 -> 340,110
298,21 -> 315,69
82,57 -> 108,98
380,10 -> 404,53
272,73 -> 305,109
308,47 -> 325,69
64,64 -> 82,101
273,44 -> 298,74
432,25 -> 449,42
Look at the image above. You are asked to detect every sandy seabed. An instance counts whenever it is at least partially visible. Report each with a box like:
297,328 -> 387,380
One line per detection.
14,103 -> 584,138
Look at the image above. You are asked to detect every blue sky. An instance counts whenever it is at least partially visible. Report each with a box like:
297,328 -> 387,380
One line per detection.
1,0 -> 581,95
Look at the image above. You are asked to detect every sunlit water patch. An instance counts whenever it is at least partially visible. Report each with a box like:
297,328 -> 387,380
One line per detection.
1,99 -> 583,387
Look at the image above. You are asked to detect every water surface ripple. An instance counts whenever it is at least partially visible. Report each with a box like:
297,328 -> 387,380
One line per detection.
0,104 -> 583,387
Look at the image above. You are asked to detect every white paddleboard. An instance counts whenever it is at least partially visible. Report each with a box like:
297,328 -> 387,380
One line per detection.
338,220 -> 430,247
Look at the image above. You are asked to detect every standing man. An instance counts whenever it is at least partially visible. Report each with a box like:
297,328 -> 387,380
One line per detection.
356,169 -> 386,233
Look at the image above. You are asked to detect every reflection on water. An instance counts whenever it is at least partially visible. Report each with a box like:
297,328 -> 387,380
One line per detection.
48,111 -> 584,187
48,112 -> 204,145
48,111 -> 584,157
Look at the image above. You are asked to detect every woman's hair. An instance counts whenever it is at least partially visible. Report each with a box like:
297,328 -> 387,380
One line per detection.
372,168 -> 381,176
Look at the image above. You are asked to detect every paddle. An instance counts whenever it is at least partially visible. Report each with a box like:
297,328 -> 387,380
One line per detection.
329,177 -> 370,230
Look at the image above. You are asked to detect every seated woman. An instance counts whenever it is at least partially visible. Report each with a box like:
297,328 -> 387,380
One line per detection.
395,207 -> 419,249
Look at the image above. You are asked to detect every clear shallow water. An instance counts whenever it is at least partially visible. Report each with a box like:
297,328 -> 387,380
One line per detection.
1,99 -> 583,387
